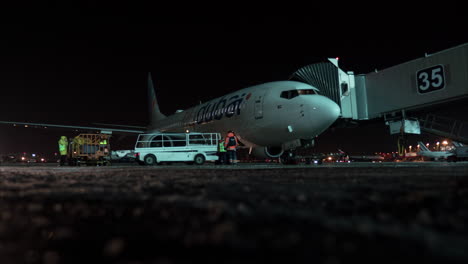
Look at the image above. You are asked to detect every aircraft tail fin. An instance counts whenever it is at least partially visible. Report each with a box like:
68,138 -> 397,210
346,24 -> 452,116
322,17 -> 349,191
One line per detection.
148,73 -> 166,125
417,141 -> 430,152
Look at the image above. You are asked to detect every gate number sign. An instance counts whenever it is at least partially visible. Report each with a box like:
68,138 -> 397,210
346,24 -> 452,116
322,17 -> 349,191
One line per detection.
416,65 -> 445,94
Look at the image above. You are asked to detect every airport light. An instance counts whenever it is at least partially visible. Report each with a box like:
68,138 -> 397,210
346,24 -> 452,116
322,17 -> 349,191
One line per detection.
442,140 -> 448,151
409,145 -> 412,152
436,141 -> 440,150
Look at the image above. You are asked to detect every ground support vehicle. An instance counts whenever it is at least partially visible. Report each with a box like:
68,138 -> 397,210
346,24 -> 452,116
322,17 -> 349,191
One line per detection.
135,132 -> 221,165
68,133 -> 111,166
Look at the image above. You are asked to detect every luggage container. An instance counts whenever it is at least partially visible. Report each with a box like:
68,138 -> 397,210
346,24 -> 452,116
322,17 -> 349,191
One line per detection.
68,133 -> 111,166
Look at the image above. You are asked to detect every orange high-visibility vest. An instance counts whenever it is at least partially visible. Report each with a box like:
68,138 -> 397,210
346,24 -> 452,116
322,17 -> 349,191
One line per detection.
224,132 -> 238,150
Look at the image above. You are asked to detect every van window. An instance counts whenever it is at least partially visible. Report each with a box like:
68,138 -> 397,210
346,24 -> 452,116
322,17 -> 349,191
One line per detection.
150,135 -> 187,147
189,134 -> 208,145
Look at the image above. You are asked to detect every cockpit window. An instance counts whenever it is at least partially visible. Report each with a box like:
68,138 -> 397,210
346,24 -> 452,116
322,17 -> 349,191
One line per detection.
280,89 -> 317,99
298,89 -> 317,95
280,90 -> 298,99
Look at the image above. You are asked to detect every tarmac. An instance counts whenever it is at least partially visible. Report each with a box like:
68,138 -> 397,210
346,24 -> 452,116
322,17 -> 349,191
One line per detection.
0,161 -> 468,263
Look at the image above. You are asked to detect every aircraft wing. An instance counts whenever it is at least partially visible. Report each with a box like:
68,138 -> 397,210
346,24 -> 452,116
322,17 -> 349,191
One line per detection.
0,121 -> 146,134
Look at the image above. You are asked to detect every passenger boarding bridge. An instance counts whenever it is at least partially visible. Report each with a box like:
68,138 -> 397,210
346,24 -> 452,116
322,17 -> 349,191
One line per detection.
290,43 -> 468,143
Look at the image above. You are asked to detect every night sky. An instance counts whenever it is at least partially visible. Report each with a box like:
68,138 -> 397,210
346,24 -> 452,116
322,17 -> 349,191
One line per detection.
0,7 -> 467,156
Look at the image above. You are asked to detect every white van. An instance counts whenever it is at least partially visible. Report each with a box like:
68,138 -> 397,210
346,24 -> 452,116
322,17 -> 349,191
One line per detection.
134,132 -> 221,165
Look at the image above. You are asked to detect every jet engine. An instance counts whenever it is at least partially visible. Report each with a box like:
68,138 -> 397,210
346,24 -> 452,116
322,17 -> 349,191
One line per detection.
251,146 -> 284,158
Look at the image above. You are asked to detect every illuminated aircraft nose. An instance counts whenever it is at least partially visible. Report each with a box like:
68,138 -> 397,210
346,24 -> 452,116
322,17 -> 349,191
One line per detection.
309,95 -> 341,131
321,96 -> 341,125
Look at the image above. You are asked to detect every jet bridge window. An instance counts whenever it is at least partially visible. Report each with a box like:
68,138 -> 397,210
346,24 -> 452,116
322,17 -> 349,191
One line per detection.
280,89 -> 316,99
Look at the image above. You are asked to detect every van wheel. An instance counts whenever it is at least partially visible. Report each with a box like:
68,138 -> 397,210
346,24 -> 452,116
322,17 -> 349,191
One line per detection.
144,154 -> 157,165
194,154 -> 205,165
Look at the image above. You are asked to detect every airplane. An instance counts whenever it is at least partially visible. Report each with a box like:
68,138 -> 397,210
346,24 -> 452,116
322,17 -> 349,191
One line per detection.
0,73 -> 341,160
417,141 -> 455,160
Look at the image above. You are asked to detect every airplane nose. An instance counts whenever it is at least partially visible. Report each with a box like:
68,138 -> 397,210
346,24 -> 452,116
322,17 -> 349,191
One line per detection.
323,97 -> 341,123
311,95 -> 341,129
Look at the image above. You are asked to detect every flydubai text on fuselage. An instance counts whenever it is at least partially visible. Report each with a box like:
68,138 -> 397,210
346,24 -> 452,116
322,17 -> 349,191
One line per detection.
148,80 -> 340,158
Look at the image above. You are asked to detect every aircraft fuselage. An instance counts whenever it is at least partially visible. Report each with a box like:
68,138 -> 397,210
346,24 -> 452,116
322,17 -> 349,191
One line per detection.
148,81 -> 341,149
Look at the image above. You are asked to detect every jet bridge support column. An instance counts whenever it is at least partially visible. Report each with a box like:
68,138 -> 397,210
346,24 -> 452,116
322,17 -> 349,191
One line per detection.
385,109 -> 422,158
397,110 -> 407,157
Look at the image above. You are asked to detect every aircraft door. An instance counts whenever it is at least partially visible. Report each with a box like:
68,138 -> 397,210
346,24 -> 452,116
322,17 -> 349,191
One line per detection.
254,90 -> 266,119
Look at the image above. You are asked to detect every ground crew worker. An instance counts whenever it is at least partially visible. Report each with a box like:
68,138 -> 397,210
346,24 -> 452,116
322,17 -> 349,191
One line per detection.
224,130 -> 239,165
99,137 -> 108,145
58,136 -> 68,166
99,136 -> 109,154
217,139 -> 227,164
